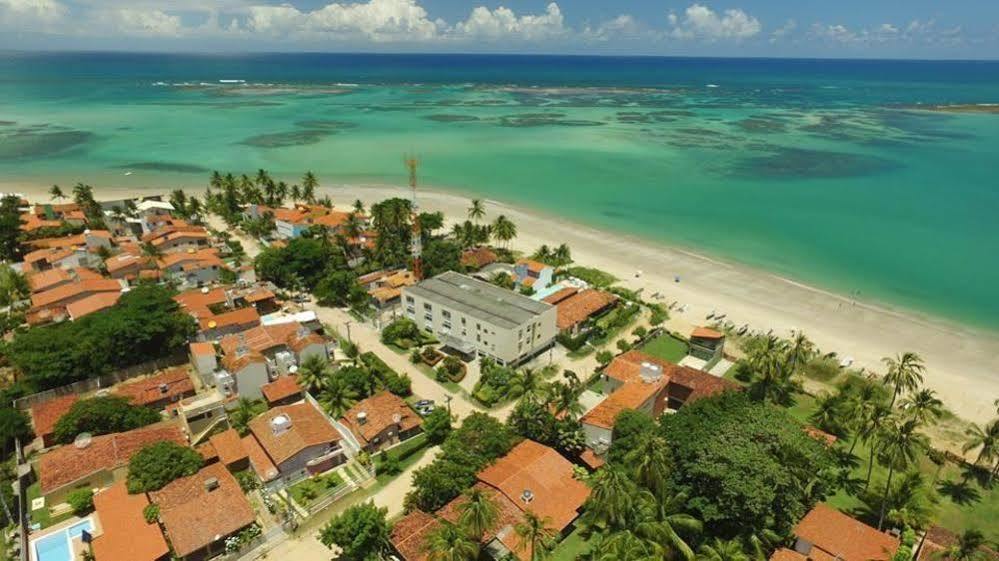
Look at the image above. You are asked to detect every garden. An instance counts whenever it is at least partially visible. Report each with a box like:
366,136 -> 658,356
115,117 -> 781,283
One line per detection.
288,471 -> 346,508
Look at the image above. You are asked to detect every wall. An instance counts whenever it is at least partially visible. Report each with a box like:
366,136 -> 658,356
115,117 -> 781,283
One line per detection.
234,362 -> 270,401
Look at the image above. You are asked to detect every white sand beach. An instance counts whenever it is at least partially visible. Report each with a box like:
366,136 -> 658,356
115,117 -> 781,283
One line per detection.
5,179 -> 998,425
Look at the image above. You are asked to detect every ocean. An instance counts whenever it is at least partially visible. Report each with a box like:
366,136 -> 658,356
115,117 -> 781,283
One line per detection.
1,52 -> 997,329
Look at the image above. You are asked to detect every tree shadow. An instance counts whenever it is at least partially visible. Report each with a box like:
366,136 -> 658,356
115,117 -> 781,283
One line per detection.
937,478 -> 981,506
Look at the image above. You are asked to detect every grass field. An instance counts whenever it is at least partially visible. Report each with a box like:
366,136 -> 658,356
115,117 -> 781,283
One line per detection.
639,333 -> 689,363
784,393 -> 998,541
550,528 -> 591,561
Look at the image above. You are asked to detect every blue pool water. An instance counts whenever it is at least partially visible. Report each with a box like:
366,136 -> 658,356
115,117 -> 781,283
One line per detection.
33,519 -> 93,561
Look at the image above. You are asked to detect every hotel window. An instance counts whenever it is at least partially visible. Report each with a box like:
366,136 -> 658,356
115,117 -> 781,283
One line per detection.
406,296 -> 414,305
424,303 -> 432,312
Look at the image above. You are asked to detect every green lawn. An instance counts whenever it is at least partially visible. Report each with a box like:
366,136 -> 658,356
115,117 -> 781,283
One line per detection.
413,363 -> 463,393
640,334 -> 689,363
287,472 -> 346,508
373,434 -> 432,487
25,480 -> 73,529
784,392 -> 999,541
550,528 -> 591,561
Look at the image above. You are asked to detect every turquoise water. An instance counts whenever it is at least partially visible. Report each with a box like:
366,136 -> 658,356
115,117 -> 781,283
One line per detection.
32,518 -> 93,561
1,53 -> 997,329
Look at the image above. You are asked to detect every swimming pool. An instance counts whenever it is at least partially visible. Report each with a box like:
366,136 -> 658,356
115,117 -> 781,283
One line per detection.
32,519 -> 93,561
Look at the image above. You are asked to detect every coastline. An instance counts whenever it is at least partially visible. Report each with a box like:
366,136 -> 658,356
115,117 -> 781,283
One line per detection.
4,177 -> 998,424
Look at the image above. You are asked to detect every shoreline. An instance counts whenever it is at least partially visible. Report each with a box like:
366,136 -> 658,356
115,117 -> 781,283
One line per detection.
4,177 -> 998,424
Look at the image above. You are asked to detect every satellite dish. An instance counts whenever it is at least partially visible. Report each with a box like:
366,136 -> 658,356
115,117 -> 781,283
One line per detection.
74,433 -> 93,449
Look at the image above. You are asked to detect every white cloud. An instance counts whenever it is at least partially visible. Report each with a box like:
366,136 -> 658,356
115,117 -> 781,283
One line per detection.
96,8 -> 184,37
247,0 -> 439,41
810,23 -> 857,43
0,0 -> 65,29
668,3 -> 761,41
582,14 -> 644,42
452,2 -> 566,41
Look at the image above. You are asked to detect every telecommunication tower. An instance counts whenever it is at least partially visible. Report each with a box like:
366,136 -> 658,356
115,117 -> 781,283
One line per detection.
405,156 -> 423,280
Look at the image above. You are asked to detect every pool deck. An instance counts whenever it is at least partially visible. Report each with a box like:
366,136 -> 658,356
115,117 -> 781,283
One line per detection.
29,515 -> 101,561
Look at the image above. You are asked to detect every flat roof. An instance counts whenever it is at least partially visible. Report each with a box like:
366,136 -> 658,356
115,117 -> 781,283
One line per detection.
404,271 -> 552,329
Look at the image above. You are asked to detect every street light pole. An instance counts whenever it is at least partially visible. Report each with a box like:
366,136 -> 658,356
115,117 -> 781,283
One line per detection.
344,320 -> 353,345
444,394 -> 453,416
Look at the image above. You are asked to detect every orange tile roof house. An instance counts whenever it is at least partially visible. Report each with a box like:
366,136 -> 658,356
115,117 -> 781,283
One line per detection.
218,322 -> 327,401
542,288 -> 618,334
37,423 -> 187,505
246,401 -> 345,479
460,247 -> 498,270
339,391 -> 422,452
30,394 -> 79,448
391,440 -> 590,561
581,351 -> 740,456
208,428 -> 250,471
150,462 -> 256,560
91,481 -> 170,561
916,525 -> 999,561
65,291 -> 123,320
261,375 -> 304,406
29,278 -> 124,312
112,368 -> 196,410
772,504 -> 899,561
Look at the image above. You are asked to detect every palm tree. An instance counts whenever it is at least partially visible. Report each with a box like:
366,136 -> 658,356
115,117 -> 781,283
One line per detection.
783,330 -> 815,374
230,398 -> 258,435
491,215 -> 517,249
49,185 -> 65,201
290,184 -> 302,203
533,245 -> 552,263
255,168 -> 271,188
456,487 -> 498,541
353,199 -> 365,215
514,511 -> 556,561
591,531 -> 660,561
698,538 -> 749,561
634,490 -> 702,561
626,434 -> 671,500
900,389 -> 944,425
552,244 -> 572,267
934,529 -> 985,561
877,417 -> 928,530
747,335 -> 798,405
425,522 -> 478,561
861,400 -> 893,489
962,420 -> 999,483
582,467 -> 639,532
467,199 -> 485,224
319,378 -> 359,417
847,381 -> 890,455
547,381 -> 583,419
302,171 -> 319,203
297,355 -> 331,393
509,368 -> 545,401
140,241 -> 162,260
882,352 -> 925,408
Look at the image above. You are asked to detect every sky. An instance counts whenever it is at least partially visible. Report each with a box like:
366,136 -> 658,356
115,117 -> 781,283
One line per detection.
1,0 -> 998,59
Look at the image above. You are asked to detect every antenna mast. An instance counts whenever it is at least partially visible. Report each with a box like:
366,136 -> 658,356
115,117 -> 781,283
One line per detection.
405,155 -> 423,280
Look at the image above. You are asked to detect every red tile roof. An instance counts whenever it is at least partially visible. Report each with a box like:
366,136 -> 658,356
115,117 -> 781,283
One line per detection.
691,326 -> 725,340
209,428 -> 249,468
261,375 -> 303,404
549,290 -> 617,331
198,306 -> 260,331
242,434 -> 279,482
65,291 -> 122,320
390,510 -> 439,561
438,482 -> 530,561
541,287 -> 578,305
112,368 -> 195,408
189,341 -> 216,357
460,247 -> 498,269
150,463 -> 256,558
38,423 -> 187,494
340,391 -> 422,445
770,548 -> 807,561
477,440 -> 589,533
30,394 -> 79,444
517,259 -> 550,274
26,268 -> 72,293
92,481 -> 170,561
30,278 -> 122,309
794,504 -> 899,561
248,402 -> 340,467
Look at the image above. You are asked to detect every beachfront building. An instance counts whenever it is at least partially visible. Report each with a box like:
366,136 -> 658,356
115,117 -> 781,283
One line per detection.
580,351 -> 739,460
243,203 -> 359,240
513,259 -> 554,293
156,248 -> 228,288
391,440 -> 590,561
770,504 -> 899,561
358,269 -> 417,308
401,271 -> 557,366
689,326 -> 726,364
542,287 -> 619,335
217,322 -> 328,400
339,391 -> 422,453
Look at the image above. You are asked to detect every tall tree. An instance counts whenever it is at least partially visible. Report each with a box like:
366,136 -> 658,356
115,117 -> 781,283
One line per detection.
425,521 -> 478,561
698,538 -> 749,561
297,355 -> 331,393
900,389 -> 944,425
302,171 -> 319,203
935,529 -> 986,561
881,352 -> 925,408
962,420 -> 999,483
491,215 -> 517,249
582,467 -> 640,532
0,196 -> 21,262
467,199 -> 485,224
627,433 -> 671,500
514,511 -> 556,561
634,490 -> 702,561
457,487 -> 498,541
319,502 -> 391,561
876,417 -> 928,530
49,185 -> 65,201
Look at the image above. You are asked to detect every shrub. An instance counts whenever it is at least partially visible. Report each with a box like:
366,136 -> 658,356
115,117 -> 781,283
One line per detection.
596,350 -> 614,365
556,331 -> 588,352
615,339 -> 632,352
423,408 -> 452,444
143,503 -> 160,524
378,453 -> 401,476
381,318 -> 420,346
235,470 -> 260,492
127,441 -> 204,493
437,356 -> 465,382
67,488 -> 94,516
53,396 -> 161,444
410,350 -> 421,364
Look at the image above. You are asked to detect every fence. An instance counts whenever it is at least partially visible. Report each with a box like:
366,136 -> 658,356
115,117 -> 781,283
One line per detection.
213,525 -> 287,561
12,350 -> 188,411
